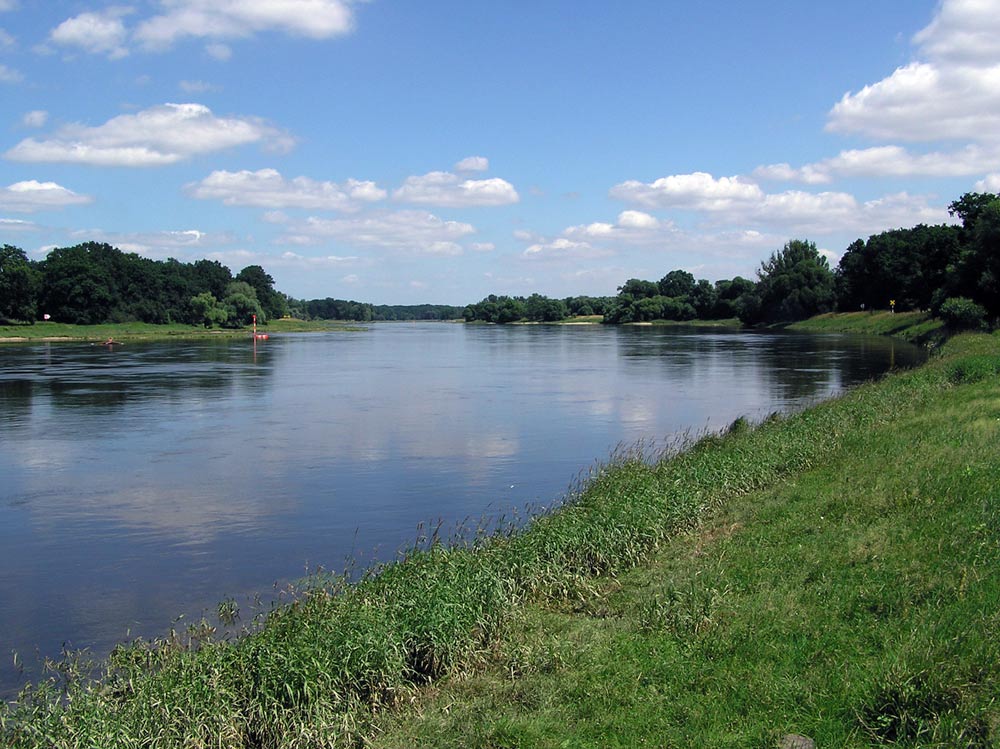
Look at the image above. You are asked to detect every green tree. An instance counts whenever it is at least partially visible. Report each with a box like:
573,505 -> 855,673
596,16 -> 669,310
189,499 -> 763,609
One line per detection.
38,244 -> 117,324
525,293 -> 568,322
222,281 -> 264,327
189,292 -> 229,328
744,239 -> 835,324
236,265 -> 287,320
966,197 -> 1000,316
689,279 -> 718,318
712,277 -> 755,319
0,245 -> 39,322
618,278 -> 659,300
191,259 -> 233,302
657,270 -> 696,299
948,192 -> 998,232
835,225 -> 961,312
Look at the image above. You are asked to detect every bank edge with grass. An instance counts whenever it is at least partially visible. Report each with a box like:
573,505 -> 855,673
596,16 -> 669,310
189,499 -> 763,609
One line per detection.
2,333 -> 998,747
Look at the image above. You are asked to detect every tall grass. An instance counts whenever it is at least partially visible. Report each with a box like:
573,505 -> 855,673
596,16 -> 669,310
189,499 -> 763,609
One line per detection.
2,333 -> 993,748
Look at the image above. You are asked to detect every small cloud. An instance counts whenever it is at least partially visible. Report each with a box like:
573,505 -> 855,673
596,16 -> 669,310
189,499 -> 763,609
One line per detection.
21,110 -> 48,128
974,173 -> 1000,192
6,103 -> 293,167
48,7 -> 132,60
522,237 -> 614,261
394,171 -> 519,208
0,180 -> 93,212
755,144 -> 1000,183
205,43 -> 232,61
610,172 -> 763,211
179,80 -> 219,94
469,242 -> 495,252
818,248 -> 841,265
0,217 -> 37,231
455,155 -> 489,173
187,169 -> 386,211
283,209 -> 476,256
0,63 -> 23,83
0,27 -> 15,49
617,210 -> 660,229
135,0 -> 357,51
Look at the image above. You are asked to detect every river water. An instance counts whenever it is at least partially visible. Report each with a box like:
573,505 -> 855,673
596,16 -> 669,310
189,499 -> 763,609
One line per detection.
0,323 -> 924,696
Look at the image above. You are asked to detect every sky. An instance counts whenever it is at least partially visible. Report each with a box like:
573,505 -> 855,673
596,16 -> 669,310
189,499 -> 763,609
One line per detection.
1,0 -> 999,305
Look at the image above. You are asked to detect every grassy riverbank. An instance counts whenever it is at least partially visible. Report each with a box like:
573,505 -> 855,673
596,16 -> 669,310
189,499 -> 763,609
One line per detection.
787,310 -> 946,346
3,333 -> 998,747
0,318 -> 364,342
372,332 -> 1000,748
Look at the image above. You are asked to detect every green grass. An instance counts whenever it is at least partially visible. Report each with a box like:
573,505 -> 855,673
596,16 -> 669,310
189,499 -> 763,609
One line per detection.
370,332 -> 1000,748
0,318 -> 364,342
2,332 -> 998,747
787,311 -> 946,346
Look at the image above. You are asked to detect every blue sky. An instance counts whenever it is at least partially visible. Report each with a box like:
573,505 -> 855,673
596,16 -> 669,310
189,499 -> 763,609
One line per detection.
2,0 -> 999,305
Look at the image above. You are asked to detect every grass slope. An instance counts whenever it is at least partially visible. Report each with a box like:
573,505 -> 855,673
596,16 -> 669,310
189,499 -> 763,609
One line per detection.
372,333 -> 1000,748
2,333 -> 997,747
787,311 -> 946,346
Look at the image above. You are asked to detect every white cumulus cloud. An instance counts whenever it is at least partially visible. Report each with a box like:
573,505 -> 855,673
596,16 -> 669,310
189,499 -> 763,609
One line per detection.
756,143 -> 1000,183
188,169 -> 386,211
611,171 -> 949,236
394,171 -> 519,208
281,210 -> 477,256
0,180 -> 93,212
48,7 -> 132,59
135,0 -> 357,50
5,103 -> 293,166
455,156 -> 489,173
827,0 -> 1000,143
974,173 -> 1000,191
609,172 -> 763,211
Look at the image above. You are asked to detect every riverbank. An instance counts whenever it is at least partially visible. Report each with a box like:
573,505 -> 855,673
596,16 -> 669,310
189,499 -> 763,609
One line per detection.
371,331 -> 1000,748
0,312 -> 945,343
3,332 -> 996,747
0,318 -> 365,342
786,310 -> 946,346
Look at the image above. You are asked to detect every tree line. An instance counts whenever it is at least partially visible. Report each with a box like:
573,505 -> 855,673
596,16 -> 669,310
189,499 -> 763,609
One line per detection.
2,191 -> 996,329
292,298 -> 464,322
471,190 -> 998,329
0,241 -> 286,327
461,294 -> 615,323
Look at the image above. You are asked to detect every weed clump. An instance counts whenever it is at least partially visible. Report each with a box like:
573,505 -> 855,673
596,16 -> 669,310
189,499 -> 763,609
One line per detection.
945,354 -> 1000,384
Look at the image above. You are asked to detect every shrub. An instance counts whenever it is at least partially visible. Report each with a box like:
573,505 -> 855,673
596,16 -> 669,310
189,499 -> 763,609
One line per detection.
938,296 -> 988,330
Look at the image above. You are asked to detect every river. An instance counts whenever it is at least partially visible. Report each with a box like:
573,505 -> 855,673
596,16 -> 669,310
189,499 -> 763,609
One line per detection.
0,323 -> 925,696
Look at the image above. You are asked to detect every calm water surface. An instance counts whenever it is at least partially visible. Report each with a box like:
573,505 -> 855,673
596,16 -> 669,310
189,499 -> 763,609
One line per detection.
0,323 -> 925,695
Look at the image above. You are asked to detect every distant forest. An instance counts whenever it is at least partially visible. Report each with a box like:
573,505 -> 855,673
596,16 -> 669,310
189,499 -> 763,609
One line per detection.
463,190 -> 999,330
1,192 -> 997,330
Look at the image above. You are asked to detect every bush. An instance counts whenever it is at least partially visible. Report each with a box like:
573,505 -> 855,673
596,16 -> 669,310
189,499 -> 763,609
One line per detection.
938,297 -> 987,330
